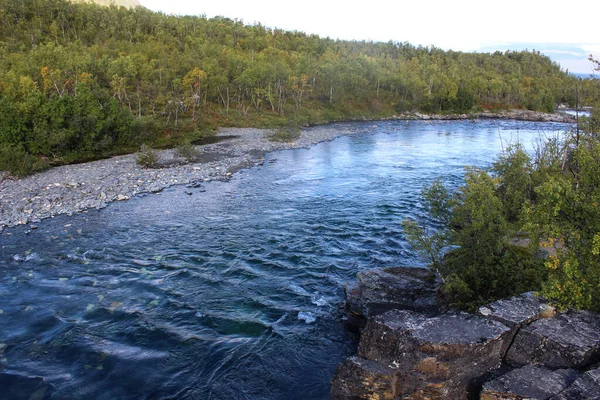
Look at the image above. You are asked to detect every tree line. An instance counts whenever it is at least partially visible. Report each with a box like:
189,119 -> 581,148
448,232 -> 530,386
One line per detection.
0,0 -> 598,175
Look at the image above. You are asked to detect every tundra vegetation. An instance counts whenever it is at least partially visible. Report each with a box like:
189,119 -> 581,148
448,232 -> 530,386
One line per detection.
1,0 -> 599,175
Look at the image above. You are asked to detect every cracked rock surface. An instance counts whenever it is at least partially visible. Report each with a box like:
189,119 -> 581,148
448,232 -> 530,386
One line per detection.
506,310 -> 600,369
481,365 -> 579,400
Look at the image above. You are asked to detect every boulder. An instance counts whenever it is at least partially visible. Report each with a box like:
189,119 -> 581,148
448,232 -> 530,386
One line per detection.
330,356 -> 398,400
344,267 -> 440,328
550,367 -> 600,400
358,309 -> 511,399
480,364 -> 579,400
478,292 -> 556,357
478,292 -> 555,329
506,310 -> 600,368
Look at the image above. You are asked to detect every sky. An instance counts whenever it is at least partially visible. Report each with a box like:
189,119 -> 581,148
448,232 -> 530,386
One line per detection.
139,0 -> 599,74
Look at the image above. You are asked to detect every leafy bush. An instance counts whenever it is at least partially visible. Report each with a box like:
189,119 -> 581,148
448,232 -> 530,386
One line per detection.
130,116 -> 163,145
404,167 -> 546,312
526,131 -> 600,312
136,144 -> 159,168
267,116 -> 302,142
175,141 -> 201,162
0,145 -> 49,177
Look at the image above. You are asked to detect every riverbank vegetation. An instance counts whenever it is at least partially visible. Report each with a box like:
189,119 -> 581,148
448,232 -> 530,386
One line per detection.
405,99 -> 600,312
1,0 -> 599,176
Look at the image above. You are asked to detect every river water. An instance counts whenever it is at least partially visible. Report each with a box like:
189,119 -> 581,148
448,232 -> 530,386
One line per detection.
0,120 -> 570,399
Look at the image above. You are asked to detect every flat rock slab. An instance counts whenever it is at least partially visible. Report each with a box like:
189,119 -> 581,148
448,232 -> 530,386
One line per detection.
358,309 -> 511,399
550,367 -> 600,400
345,267 -> 440,327
506,310 -> 600,368
480,364 -> 579,400
478,292 -> 555,328
330,356 -> 398,400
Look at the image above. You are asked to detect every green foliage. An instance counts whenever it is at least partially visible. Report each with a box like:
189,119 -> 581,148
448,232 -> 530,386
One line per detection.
443,86 -> 476,113
130,116 -> 163,145
406,108 -> 600,312
175,141 -> 201,162
404,168 -> 546,311
267,116 -> 302,142
492,144 -> 533,223
402,218 -> 446,270
439,273 -> 475,311
0,0 -> 593,175
136,144 -> 158,169
0,145 -> 49,177
525,128 -> 600,312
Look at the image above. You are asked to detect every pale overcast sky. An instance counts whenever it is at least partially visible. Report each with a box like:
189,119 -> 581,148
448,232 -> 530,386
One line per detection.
140,0 -> 599,73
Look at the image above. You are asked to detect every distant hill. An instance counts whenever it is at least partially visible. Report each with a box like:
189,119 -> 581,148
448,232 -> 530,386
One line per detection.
70,0 -> 141,8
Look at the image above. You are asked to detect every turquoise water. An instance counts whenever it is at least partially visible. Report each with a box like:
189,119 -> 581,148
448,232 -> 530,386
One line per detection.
0,120 -> 570,399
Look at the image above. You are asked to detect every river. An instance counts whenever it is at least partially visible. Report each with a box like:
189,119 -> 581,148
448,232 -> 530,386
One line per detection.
0,119 -> 571,399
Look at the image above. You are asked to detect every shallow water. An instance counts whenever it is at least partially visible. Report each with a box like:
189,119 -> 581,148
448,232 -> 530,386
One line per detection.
0,120 -> 570,399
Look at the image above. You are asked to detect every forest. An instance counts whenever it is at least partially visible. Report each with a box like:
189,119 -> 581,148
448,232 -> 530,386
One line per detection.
0,0 -> 599,175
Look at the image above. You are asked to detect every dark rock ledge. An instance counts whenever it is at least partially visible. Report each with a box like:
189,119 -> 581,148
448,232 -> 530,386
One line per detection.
331,266 -> 600,399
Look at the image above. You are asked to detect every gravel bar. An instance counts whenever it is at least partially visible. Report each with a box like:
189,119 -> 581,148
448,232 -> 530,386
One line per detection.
0,126 -> 363,232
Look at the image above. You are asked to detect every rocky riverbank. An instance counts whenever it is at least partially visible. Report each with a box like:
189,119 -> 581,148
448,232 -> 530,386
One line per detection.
0,111 -> 577,233
343,109 -> 576,123
331,267 -> 600,399
422,109 -> 577,123
0,126 -> 372,232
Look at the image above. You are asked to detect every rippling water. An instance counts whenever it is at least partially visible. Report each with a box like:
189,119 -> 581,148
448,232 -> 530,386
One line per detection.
0,120 -> 570,399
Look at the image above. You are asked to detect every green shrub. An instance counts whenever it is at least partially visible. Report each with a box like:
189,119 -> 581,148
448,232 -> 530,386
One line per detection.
404,168 -> 546,312
267,116 -> 302,142
136,144 -> 159,168
130,116 -> 163,145
0,145 -> 48,177
175,141 -> 201,162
